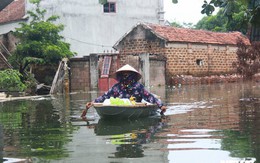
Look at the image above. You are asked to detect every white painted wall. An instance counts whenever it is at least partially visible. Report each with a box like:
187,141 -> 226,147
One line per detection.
36,0 -> 165,57
0,22 -> 22,35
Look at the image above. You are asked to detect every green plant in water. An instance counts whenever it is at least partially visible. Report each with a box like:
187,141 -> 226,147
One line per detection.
0,69 -> 26,91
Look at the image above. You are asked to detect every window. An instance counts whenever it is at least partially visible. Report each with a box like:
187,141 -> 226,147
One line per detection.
196,59 -> 204,66
103,2 -> 116,13
101,56 -> 112,77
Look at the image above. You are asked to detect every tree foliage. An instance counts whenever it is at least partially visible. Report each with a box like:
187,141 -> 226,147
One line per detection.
170,21 -> 184,28
196,1 -> 249,34
9,0 -> 75,75
233,39 -> 260,79
200,0 -> 260,27
170,21 -> 195,29
0,69 -> 26,91
195,11 -> 228,32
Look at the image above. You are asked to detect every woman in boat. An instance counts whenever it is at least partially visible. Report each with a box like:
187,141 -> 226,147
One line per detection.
81,64 -> 166,118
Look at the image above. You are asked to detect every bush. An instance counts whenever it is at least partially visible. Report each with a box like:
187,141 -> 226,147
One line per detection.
234,40 -> 260,79
0,69 -> 26,92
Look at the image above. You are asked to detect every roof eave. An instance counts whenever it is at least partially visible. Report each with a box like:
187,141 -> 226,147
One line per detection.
113,22 -> 168,50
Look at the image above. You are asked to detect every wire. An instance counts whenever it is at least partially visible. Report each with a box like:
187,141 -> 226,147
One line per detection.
65,37 -> 113,48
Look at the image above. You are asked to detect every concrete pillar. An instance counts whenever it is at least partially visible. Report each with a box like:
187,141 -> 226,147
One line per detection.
140,53 -> 150,88
62,58 -> 70,95
89,54 -> 99,90
158,0 -> 165,25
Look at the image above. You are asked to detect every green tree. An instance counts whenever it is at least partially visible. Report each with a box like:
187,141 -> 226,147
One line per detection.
173,0 -> 259,30
195,11 -> 228,32
200,0 -> 260,28
9,0 -> 75,75
170,21 -> 195,29
170,21 -> 184,28
195,2 -> 249,34
0,69 -> 26,91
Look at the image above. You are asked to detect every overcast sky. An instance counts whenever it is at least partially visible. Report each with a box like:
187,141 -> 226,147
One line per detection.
164,0 -> 207,24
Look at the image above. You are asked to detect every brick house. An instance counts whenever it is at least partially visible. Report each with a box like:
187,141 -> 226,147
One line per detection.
69,22 -> 251,92
113,23 -> 251,84
0,0 -> 26,70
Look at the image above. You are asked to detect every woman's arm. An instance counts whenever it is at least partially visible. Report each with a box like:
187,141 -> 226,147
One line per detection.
94,83 -> 119,103
138,83 -> 166,114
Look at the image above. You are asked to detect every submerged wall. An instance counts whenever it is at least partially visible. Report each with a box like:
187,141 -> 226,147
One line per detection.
69,53 -> 166,92
69,56 -> 91,92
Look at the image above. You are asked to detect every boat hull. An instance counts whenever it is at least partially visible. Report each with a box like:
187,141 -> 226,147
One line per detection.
93,103 -> 159,119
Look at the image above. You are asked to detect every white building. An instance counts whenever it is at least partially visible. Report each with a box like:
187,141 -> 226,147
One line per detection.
0,0 -> 164,57
0,0 -> 165,57
40,0 -> 165,57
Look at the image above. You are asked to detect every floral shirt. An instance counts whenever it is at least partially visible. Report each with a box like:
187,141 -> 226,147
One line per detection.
94,82 -> 163,108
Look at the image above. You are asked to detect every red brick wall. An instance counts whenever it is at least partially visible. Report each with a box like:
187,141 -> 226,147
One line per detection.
118,38 -> 165,67
120,39 -> 164,57
119,38 -> 238,84
165,44 -> 237,77
118,38 -> 166,86
70,57 -> 90,92
0,0 -> 25,24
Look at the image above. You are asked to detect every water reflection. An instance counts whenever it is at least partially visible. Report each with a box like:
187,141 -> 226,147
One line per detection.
0,97 -> 79,162
162,82 -> 259,163
95,117 -> 168,158
0,82 -> 259,163
0,124 -> 3,162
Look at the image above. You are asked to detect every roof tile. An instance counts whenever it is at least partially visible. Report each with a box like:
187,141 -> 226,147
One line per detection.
145,23 -> 250,45
0,0 -> 25,24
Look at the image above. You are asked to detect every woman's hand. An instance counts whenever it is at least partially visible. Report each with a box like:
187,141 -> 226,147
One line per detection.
160,106 -> 167,115
81,102 -> 93,119
86,102 -> 93,109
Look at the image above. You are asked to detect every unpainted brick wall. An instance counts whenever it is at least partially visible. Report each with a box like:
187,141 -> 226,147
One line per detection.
118,38 -> 166,86
164,44 -> 237,77
70,57 -> 90,92
119,38 -> 237,79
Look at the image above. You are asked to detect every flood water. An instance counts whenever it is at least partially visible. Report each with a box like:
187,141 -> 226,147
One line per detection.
0,82 -> 259,163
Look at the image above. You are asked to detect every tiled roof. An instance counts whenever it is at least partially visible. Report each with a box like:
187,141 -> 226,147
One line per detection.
143,23 -> 250,45
0,0 -> 26,24
114,23 -> 250,49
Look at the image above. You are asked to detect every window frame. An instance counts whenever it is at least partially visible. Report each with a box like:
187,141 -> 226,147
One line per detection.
103,2 -> 116,13
101,56 -> 112,78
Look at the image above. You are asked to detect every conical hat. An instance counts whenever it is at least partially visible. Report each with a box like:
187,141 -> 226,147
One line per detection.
111,64 -> 142,81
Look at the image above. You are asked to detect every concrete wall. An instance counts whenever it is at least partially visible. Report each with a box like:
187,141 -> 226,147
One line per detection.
150,58 -> 166,86
0,22 -> 24,35
38,0 -> 164,57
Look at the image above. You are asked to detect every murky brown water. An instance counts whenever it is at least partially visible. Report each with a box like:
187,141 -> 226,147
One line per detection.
0,82 -> 259,163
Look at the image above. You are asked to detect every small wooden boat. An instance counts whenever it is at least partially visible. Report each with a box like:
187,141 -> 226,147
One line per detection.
93,103 -> 159,119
